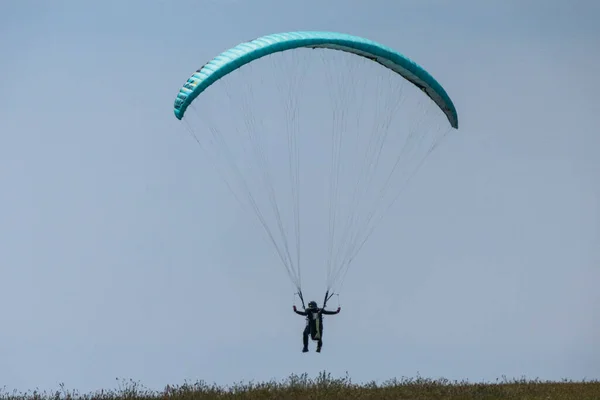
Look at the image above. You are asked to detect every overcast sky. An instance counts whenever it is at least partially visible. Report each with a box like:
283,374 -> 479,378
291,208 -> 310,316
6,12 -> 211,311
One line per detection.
1,0 -> 599,394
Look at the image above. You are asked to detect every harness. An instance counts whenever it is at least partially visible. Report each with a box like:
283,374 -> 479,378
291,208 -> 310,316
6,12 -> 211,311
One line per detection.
306,309 -> 322,340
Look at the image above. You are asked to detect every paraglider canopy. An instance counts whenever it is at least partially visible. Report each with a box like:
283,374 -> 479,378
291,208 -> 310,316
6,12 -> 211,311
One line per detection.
174,31 -> 458,128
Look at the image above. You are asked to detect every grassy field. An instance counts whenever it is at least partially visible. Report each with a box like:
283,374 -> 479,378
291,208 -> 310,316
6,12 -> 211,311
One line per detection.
2,372 -> 599,400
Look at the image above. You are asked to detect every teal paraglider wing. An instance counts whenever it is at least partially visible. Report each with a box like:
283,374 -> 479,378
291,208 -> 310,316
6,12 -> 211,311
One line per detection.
173,31 -> 458,129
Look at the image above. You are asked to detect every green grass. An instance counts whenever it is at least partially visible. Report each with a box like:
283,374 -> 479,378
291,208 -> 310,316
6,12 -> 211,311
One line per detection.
2,372 -> 599,400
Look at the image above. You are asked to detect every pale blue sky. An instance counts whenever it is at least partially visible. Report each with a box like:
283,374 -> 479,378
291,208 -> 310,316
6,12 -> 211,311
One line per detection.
1,0 -> 599,393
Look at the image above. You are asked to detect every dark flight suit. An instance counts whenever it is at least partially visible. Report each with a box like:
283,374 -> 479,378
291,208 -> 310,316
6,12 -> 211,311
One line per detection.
294,305 -> 340,352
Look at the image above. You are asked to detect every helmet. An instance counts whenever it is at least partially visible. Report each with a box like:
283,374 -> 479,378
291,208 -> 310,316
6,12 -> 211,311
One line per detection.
308,301 -> 318,309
